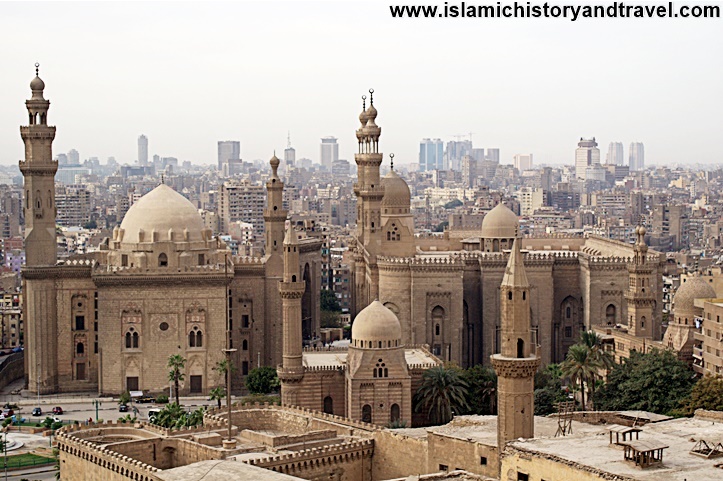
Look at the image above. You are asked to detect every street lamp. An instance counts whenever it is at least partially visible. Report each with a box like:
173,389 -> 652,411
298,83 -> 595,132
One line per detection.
3,428 -> 8,481
92,400 -> 101,422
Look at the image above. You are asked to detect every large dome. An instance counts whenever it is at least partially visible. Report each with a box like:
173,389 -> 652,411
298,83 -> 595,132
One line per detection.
119,184 -> 206,244
381,170 -> 411,209
673,276 -> 716,315
352,300 -> 402,346
481,203 -> 519,239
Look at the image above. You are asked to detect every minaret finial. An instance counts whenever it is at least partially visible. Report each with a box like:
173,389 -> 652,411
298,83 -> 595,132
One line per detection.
369,88 -> 374,105
390,153 -> 395,171
362,95 -> 366,110
35,62 -> 39,76
161,174 -> 165,185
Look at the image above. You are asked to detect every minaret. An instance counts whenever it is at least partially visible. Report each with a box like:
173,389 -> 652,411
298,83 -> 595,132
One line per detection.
491,238 -> 540,452
354,89 -> 384,256
20,65 -> 60,394
264,154 -> 287,257
20,64 -> 58,266
277,224 -> 306,405
625,226 -> 655,338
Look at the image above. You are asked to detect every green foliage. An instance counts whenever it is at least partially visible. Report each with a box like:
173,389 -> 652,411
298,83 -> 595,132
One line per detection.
320,289 -> 341,312
167,354 -> 187,405
460,365 -> 497,415
209,386 -> 226,408
246,367 -> 280,394
433,221 -> 449,232
119,390 -> 131,405
413,366 -> 470,425
42,417 -> 54,429
680,374 -> 723,416
155,394 -> 169,404
534,376 -> 568,416
118,414 -> 137,424
151,402 -> 205,429
83,219 -> 98,229
561,344 -> 600,411
239,393 -> 281,405
2,418 -> 11,427
593,349 -> 694,415
321,310 -> 342,328
385,419 -> 408,429
443,199 -> 463,209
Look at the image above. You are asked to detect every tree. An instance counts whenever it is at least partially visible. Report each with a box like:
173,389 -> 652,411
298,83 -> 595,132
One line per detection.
461,365 -> 497,415
321,310 -> 342,328
560,344 -> 600,411
209,387 -> 226,409
594,349 -> 694,415
246,367 -> 280,394
681,374 -> 723,415
119,390 -> 131,406
534,363 -> 568,415
433,221 -> 449,232
579,330 -> 614,400
167,354 -> 187,405
320,289 -> 341,312
443,199 -> 463,209
152,403 -> 205,429
414,366 -> 470,425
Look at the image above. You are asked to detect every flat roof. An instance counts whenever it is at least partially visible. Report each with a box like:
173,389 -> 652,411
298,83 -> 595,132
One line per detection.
509,416 -> 723,481
302,348 -> 439,368
156,459 -> 302,481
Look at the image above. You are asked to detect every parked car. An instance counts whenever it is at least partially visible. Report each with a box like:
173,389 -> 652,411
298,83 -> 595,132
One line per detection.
31,407 -> 42,416
52,406 -> 63,415
118,404 -> 129,413
148,408 -> 161,424
2,408 -> 14,417
136,396 -> 155,404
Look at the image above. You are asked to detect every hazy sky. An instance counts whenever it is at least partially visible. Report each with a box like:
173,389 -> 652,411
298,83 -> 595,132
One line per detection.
1,1 -> 721,168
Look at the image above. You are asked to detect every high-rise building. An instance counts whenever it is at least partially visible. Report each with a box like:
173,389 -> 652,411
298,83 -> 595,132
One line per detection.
138,135 -> 148,166
55,184 -> 92,227
67,148 -> 79,165
461,155 -> 477,188
575,138 -> 600,180
284,133 -> 296,174
605,142 -> 624,166
217,140 -> 241,171
629,142 -> 645,171
419,138 -> 443,171
445,140 -> 472,170
217,179 -> 265,238
485,148 -> 500,163
320,137 -> 339,170
513,154 -> 533,172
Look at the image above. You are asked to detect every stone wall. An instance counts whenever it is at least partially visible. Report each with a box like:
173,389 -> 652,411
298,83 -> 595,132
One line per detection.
427,432 -> 498,479
0,352 -> 23,391
371,429 -> 429,480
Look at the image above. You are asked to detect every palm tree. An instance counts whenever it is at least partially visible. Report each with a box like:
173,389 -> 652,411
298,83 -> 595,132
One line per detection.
560,344 -> 601,411
579,330 -> 614,401
414,366 -> 470,425
167,354 -> 187,405
209,387 -> 226,409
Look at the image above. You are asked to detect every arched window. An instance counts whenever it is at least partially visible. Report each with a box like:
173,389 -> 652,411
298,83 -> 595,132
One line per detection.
390,404 -> 400,422
523,291 -> 526,301
508,291 -> 512,300
361,404 -> 372,423
384,367 -> 388,377
435,324 -> 440,336
125,332 -> 132,348
517,338 -> 524,358
606,304 -> 616,325
132,331 -> 139,348
641,316 -> 646,329
196,331 -> 203,347
292,275 -> 297,282
242,339 -> 248,351
323,396 -> 333,414
76,342 -> 85,355
566,307 -> 571,318
158,253 -> 168,267
189,331 -> 196,347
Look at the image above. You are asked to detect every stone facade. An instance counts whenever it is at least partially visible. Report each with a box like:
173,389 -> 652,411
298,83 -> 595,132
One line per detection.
19,73 -> 322,395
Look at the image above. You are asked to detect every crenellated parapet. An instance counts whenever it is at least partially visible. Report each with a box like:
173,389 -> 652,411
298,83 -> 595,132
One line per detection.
244,438 -> 374,471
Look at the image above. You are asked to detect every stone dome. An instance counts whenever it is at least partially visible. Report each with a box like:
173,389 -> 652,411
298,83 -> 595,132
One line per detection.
119,184 -> 207,244
352,300 -> 402,345
673,276 -> 716,315
481,203 -> 519,239
381,170 -> 411,209
30,75 -> 45,91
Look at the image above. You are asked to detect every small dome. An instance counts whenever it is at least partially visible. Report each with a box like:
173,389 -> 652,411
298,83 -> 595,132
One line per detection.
119,184 -> 207,244
481,203 -> 519,239
352,300 -> 402,344
366,103 -> 377,121
673,276 -> 716,315
381,170 -> 411,209
359,108 -> 368,126
30,76 -> 45,91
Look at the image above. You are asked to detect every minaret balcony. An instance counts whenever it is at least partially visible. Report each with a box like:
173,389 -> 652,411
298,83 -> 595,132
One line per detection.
490,354 -> 540,378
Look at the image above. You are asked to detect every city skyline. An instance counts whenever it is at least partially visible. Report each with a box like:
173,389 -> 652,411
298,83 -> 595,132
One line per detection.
0,2 -> 721,168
